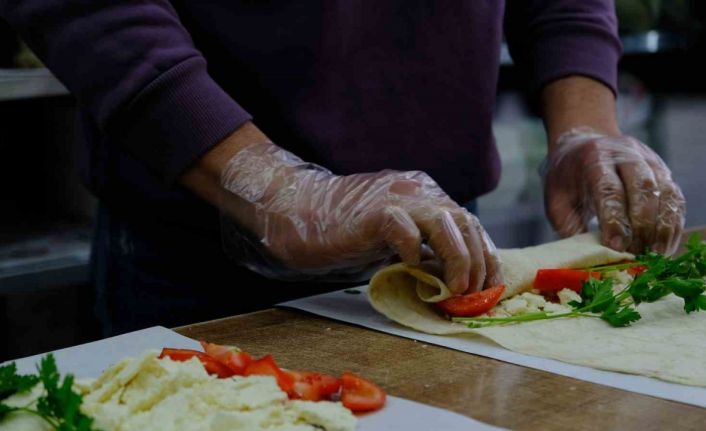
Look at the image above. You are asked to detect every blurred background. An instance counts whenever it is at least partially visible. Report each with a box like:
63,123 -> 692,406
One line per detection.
1,0 -> 706,359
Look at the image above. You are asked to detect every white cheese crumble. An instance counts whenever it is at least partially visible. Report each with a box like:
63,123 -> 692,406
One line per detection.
606,270 -> 634,295
488,289 -> 577,317
558,288 -> 582,306
607,269 -> 634,288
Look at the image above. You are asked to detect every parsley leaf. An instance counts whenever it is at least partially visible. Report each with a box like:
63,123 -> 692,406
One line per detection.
36,354 -> 99,431
683,294 -> 706,314
630,234 -> 706,312
600,302 -> 641,327
580,278 -> 616,313
0,362 -> 39,401
577,278 -> 642,327
0,354 -> 100,431
662,278 -> 705,297
628,269 -> 664,304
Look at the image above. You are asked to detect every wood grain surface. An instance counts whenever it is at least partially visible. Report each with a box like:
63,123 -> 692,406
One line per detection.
175,230 -> 706,430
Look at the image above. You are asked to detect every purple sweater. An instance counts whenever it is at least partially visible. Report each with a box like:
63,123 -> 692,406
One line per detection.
1,1 -> 620,228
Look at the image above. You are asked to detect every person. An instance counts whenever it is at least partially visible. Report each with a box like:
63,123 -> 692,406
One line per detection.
0,1 -> 685,335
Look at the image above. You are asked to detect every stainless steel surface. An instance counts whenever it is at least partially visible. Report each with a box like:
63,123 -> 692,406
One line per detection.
0,229 -> 90,295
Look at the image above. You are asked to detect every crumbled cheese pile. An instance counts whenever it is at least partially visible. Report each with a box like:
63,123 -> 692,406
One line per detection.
0,351 -> 357,431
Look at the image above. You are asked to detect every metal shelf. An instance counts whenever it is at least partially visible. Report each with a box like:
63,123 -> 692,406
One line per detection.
0,228 -> 91,295
0,68 -> 69,102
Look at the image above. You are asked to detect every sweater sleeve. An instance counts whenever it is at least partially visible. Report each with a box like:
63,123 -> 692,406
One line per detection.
0,0 -> 252,184
504,0 -> 623,96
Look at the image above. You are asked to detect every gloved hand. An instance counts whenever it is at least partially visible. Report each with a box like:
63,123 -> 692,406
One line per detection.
220,142 -> 501,293
543,128 -> 686,255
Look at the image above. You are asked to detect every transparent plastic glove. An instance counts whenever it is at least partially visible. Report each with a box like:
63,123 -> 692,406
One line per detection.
543,128 -> 686,255
220,142 -> 501,293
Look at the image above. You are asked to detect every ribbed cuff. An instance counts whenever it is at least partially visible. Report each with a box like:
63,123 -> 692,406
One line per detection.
115,56 -> 252,184
528,25 -> 622,97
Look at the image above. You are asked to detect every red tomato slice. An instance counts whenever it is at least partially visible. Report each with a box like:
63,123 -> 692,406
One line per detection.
158,348 -> 235,378
200,340 -> 237,359
435,285 -> 505,317
199,341 -> 253,375
289,372 -> 321,401
287,370 -> 342,401
222,351 -> 253,375
340,372 -> 386,413
315,373 -> 342,397
186,342 -> 385,413
533,269 -> 601,294
243,355 -> 295,393
627,265 -> 647,277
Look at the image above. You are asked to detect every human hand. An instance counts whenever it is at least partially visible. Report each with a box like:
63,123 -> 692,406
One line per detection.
220,142 -> 501,293
543,128 -> 686,255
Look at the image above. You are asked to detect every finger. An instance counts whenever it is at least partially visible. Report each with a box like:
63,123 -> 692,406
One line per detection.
586,161 -> 632,252
450,210 -> 487,293
668,213 -> 685,256
650,166 -> 686,255
544,159 -> 589,237
545,187 -> 587,237
616,156 -> 660,254
478,227 -> 504,289
414,210 -> 471,295
380,206 -> 422,265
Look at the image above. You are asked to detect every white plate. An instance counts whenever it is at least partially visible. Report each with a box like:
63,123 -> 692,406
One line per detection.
5,326 -> 503,431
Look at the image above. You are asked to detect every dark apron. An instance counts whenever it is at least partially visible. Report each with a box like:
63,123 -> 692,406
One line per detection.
90,205 -> 352,337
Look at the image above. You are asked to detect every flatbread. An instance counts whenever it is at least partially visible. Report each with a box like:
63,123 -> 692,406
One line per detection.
367,233 -> 706,387
368,232 -> 632,335
472,295 -> 706,386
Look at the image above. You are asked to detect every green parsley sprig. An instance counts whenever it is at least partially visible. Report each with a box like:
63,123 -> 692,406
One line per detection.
454,233 -> 706,328
0,354 -> 100,431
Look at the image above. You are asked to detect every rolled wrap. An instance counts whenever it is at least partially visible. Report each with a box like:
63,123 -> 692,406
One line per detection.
368,233 -> 633,335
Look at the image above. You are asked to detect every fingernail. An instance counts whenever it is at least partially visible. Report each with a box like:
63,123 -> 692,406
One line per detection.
609,236 -> 624,251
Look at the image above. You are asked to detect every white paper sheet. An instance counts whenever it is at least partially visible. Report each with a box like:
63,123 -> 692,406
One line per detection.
279,286 -> 706,408
4,326 -> 502,431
